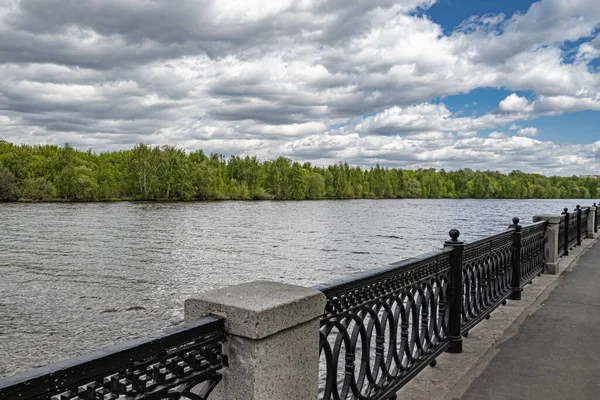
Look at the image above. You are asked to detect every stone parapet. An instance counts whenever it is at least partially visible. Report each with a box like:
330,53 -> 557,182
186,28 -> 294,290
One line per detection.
185,281 -> 326,400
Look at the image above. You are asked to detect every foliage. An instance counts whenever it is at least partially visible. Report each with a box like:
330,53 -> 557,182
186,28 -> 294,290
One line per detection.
0,140 -> 598,202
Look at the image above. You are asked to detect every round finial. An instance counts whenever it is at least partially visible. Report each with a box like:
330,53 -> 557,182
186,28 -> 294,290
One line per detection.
449,229 -> 460,240
564,208 -> 568,212
512,217 -> 520,225
594,203 -> 597,207
576,205 -> 580,209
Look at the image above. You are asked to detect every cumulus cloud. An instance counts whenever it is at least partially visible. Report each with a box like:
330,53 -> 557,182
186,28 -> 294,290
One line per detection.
0,0 -> 599,175
517,127 -> 539,137
488,131 -> 508,139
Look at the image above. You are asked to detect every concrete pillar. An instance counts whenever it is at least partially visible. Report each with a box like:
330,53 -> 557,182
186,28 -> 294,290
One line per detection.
533,215 -> 560,274
184,281 -> 326,400
587,207 -> 596,239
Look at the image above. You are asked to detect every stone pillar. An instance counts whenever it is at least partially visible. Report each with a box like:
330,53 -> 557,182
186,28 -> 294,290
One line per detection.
533,215 -> 560,274
185,281 -> 326,400
587,206 -> 596,239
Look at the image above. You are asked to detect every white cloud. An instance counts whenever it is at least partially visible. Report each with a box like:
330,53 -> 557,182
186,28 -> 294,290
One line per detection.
499,93 -> 533,113
0,0 -> 599,176
488,131 -> 508,139
516,127 -> 539,137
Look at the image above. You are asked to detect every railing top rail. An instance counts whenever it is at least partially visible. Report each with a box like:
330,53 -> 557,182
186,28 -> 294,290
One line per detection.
521,220 -> 548,233
315,247 -> 453,298
464,228 -> 515,250
0,315 -> 224,399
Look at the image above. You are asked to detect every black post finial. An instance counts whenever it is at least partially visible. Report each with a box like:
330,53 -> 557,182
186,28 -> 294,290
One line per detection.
576,205 -> 581,210
564,208 -> 568,213
449,229 -> 460,241
512,217 -> 520,225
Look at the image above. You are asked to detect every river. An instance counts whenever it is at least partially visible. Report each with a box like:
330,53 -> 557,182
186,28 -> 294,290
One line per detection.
0,199 -> 593,377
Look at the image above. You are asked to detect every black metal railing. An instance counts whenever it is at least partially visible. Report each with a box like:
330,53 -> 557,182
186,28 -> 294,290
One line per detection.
519,220 -> 547,287
558,215 -> 566,257
0,316 -> 225,400
595,203 -> 599,233
315,214 -> 559,400
567,209 -> 578,251
460,229 -> 514,334
594,203 -> 600,233
579,206 -> 589,244
316,249 -> 453,400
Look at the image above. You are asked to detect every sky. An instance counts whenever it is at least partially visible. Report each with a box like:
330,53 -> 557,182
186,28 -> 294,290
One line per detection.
0,0 -> 599,176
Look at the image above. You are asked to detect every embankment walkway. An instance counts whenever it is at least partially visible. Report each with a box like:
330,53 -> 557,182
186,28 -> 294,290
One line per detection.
397,234 -> 600,400
459,238 -> 600,399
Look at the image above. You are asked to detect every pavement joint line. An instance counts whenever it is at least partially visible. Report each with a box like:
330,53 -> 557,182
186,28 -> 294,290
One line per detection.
542,299 -> 600,308
396,235 -> 599,400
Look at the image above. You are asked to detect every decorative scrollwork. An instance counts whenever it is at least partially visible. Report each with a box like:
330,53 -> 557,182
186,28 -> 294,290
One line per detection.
567,211 -> 578,250
461,230 -> 513,333
317,250 -> 452,400
0,317 -> 225,400
558,215 -> 566,257
580,208 -> 589,242
520,221 -> 546,287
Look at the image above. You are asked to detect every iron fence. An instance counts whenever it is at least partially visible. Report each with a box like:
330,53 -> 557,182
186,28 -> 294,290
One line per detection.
316,249 -> 453,400
567,210 -> 578,250
316,215 -> 557,400
0,316 -> 225,400
519,221 -> 547,287
558,215 -> 566,257
579,207 -> 589,243
460,230 -> 514,334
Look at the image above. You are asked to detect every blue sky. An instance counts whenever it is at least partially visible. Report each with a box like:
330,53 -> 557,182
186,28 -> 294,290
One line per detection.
427,0 -> 599,145
427,0 -> 536,34
0,0 -> 599,175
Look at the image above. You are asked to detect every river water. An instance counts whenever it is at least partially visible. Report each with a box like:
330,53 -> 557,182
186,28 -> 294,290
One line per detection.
0,199 -> 593,378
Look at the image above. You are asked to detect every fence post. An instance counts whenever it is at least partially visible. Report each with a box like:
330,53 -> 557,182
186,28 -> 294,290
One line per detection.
576,205 -> 582,246
185,281 -> 326,400
509,217 -> 522,300
587,205 -> 596,239
563,208 -> 570,256
533,215 -> 560,274
594,203 -> 598,233
444,229 -> 464,354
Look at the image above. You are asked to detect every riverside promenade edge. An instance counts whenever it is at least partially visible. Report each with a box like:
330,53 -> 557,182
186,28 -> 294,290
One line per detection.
398,233 -> 600,400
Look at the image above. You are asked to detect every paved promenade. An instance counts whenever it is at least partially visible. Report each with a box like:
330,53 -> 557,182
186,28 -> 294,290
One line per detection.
459,239 -> 600,399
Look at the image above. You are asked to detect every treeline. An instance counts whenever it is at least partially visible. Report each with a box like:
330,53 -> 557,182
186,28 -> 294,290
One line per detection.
0,141 -> 598,202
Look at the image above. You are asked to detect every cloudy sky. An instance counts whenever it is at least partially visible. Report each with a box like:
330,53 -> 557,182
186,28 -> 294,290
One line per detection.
0,0 -> 599,175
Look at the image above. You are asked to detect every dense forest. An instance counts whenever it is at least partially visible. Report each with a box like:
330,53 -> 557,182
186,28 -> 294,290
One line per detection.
0,140 -> 598,202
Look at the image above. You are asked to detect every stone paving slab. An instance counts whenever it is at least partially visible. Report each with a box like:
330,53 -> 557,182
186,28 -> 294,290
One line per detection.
396,234 -> 599,400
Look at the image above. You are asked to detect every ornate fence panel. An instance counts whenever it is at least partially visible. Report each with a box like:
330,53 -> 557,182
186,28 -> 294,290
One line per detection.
580,208 -> 589,242
316,249 -> 453,400
461,230 -> 514,334
567,211 -> 578,250
519,221 -> 547,287
558,215 -> 566,257
0,316 -> 225,400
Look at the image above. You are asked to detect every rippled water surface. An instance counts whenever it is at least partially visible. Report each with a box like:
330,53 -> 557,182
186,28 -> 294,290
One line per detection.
0,199 -> 591,377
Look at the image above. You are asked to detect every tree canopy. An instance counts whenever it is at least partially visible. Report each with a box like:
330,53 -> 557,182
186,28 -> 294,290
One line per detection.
0,140 -> 598,202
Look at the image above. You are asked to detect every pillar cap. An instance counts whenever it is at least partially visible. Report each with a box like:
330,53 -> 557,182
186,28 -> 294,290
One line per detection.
185,281 -> 326,339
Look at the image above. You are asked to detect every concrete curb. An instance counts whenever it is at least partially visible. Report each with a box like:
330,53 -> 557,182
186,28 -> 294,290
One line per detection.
396,234 -> 599,400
